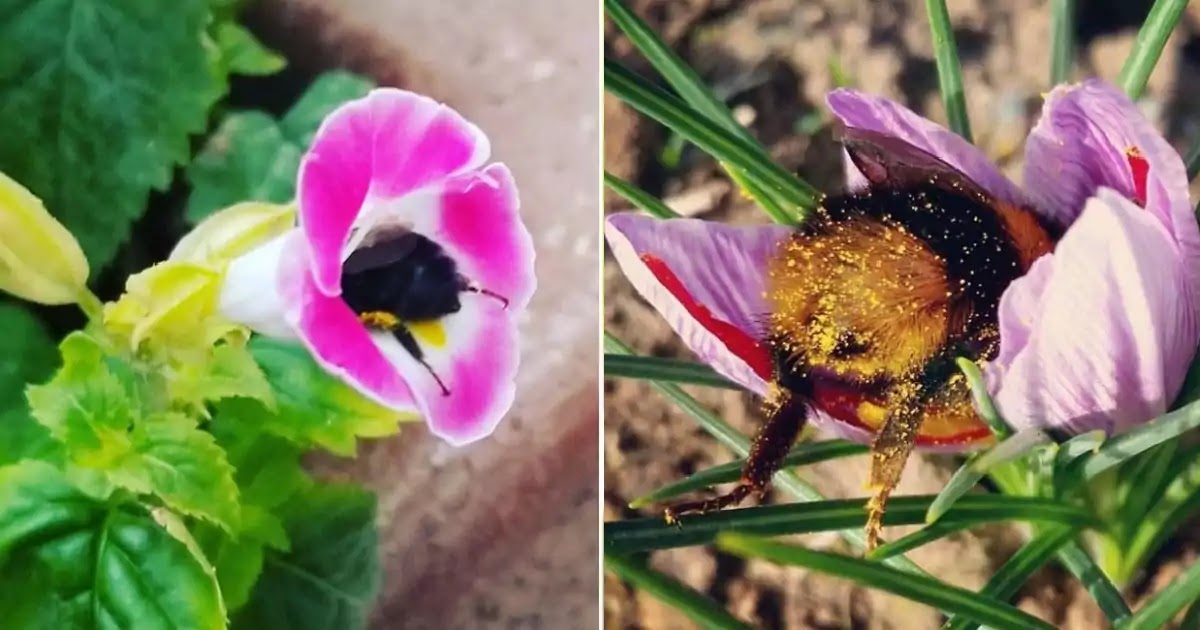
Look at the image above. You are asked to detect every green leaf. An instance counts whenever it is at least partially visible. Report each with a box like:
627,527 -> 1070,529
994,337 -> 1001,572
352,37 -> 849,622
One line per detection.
924,0 -> 973,141
26,332 -> 138,468
718,533 -> 1053,630
927,428 -> 1051,523
193,523 -> 265,613
0,0 -> 221,267
113,414 -> 242,533
234,483 -> 380,630
604,353 -> 741,390
1050,0 -> 1076,85
1115,556 -> 1200,630
605,495 -> 1097,555
604,61 -> 812,223
630,440 -> 868,507
0,461 -> 225,629
1076,396 -> 1200,481
185,112 -> 304,222
185,71 -> 375,222
239,337 -> 403,456
603,172 -> 680,219
605,553 -> 752,630
943,526 -> 1075,630
0,408 -> 62,467
1116,0 -> 1189,101
212,22 -> 286,78
1056,541 -> 1132,622
868,520 -> 965,560
173,342 -> 277,409
0,303 -> 58,409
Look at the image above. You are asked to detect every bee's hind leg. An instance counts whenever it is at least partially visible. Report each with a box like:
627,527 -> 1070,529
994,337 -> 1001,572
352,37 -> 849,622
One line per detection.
663,388 -> 808,524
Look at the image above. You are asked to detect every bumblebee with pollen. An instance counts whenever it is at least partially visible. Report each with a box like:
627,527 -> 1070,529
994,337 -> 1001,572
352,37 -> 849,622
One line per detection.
339,226 -> 509,395
663,129 -> 1057,549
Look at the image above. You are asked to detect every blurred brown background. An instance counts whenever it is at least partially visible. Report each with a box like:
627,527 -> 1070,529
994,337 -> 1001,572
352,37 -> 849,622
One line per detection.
605,0 -> 1200,628
248,1 -> 600,628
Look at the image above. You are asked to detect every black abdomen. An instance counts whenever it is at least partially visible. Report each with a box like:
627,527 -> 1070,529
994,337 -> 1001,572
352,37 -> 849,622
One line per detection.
341,231 -> 463,321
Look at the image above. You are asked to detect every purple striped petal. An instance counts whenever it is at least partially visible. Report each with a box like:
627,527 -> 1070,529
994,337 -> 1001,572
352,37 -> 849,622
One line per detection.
986,188 -> 1200,434
826,89 -> 1025,205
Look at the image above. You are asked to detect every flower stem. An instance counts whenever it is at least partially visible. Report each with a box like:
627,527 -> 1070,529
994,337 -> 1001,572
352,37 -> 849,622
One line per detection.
1117,0 -> 1188,101
75,288 -> 104,321
1050,0 -> 1075,85
924,0 -> 973,142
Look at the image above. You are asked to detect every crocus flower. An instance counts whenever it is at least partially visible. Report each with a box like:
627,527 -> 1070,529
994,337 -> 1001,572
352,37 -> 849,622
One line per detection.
213,89 -> 536,446
606,79 -> 1200,446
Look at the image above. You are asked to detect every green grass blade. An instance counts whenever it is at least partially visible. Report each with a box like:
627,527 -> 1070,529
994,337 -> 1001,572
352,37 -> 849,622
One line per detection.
630,440 -> 868,508
1184,136 -> 1200,182
942,526 -> 1075,630
924,0 -> 973,141
603,172 -> 681,219
868,521 -> 968,561
604,60 -> 813,222
719,534 -> 1054,630
604,0 -> 819,219
956,359 -> 1011,438
1079,397 -> 1200,481
1050,0 -> 1076,85
1120,449 -> 1200,586
926,460 -> 987,525
1116,0 -> 1189,100
1117,557 -> 1200,630
1057,542 -> 1133,622
927,428 -> 1050,524
605,495 -> 1098,555
1181,597 -> 1200,629
604,554 -> 754,630
604,354 -> 742,390
605,331 -> 930,577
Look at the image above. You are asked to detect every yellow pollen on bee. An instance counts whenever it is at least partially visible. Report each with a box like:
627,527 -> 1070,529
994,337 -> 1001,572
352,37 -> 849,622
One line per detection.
360,311 -> 401,330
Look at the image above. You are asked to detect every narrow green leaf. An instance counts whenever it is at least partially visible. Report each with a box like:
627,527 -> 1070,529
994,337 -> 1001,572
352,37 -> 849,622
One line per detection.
604,354 -> 741,390
1181,597 -> 1200,629
1119,450 -> 1200,587
234,483 -> 381,630
603,0 -> 817,219
955,359 -> 1010,438
1057,541 -> 1132,622
604,331 -> 932,576
868,520 -> 966,560
1116,0 -> 1189,100
1054,430 -> 1105,469
604,61 -> 812,222
605,554 -> 753,630
0,303 -> 57,409
631,440 -> 867,507
943,526 -> 1075,630
604,172 -> 680,219
212,22 -> 286,78
1118,557 -> 1200,630
1078,397 -> 1200,481
1050,0 -> 1076,85
719,534 -> 1053,630
924,0 -> 973,141
606,495 -> 1097,555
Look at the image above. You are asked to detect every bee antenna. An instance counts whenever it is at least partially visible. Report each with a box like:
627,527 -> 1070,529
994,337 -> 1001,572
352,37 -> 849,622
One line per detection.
459,278 -> 510,309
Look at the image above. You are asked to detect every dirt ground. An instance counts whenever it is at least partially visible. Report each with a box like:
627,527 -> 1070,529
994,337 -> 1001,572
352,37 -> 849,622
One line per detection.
603,1 -> 1200,628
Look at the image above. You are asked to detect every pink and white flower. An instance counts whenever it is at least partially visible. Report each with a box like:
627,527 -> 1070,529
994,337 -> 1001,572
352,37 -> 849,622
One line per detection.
218,88 -> 535,446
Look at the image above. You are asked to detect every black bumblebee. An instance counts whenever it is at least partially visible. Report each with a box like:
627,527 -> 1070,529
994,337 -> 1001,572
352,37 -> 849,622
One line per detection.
340,228 -> 508,396
664,128 -> 1057,548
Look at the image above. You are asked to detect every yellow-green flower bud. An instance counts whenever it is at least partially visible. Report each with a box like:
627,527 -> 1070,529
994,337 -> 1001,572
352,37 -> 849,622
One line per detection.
170,201 -> 296,268
0,171 -> 89,305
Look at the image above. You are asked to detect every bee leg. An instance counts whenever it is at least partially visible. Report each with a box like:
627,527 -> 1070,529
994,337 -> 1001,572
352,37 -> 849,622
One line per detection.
864,400 -> 923,550
393,326 -> 451,396
663,388 -> 807,524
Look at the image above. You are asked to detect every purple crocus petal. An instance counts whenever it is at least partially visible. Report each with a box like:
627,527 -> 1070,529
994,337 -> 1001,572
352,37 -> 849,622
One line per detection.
1024,79 -> 1200,283
826,89 -> 1025,205
986,188 -> 1200,434
276,232 -> 419,412
372,297 -> 518,446
298,88 -> 490,296
604,213 -> 791,394
360,163 -> 535,312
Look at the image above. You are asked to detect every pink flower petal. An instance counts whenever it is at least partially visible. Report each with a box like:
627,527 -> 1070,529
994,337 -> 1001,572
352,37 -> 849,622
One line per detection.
826,89 -> 1025,205
986,188 -> 1200,435
277,232 -> 418,412
298,88 -> 490,296
371,296 -> 518,446
604,213 -> 791,394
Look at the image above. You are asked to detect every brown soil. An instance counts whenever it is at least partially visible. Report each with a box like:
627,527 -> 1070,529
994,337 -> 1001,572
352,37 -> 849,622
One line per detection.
604,1 -> 1200,628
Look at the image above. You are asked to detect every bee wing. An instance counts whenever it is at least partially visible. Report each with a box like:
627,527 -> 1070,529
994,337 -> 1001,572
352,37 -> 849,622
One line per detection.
837,125 -> 995,203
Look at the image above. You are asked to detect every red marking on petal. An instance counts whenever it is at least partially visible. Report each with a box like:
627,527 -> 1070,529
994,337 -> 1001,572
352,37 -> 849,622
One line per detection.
811,380 -> 992,447
1126,146 -> 1149,207
640,254 -> 773,380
